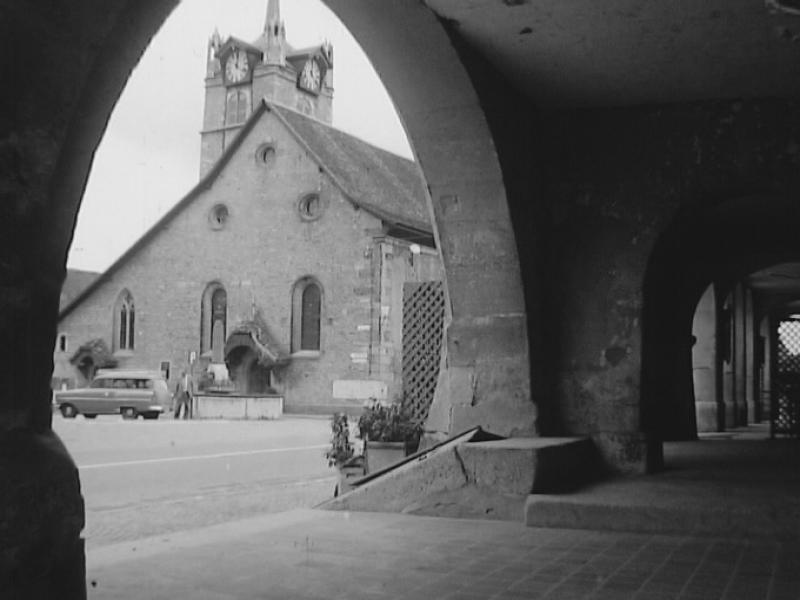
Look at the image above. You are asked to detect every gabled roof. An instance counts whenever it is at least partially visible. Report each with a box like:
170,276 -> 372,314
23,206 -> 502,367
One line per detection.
270,103 -> 430,232
59,99 -> 432,321
219,36 -> 263,56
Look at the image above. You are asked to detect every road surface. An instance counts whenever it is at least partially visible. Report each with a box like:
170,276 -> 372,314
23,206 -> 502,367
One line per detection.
53,415 -> 338,549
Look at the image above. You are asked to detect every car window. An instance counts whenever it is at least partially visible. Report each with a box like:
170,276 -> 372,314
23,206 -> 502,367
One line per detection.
112,379 -> 129,388
137,379 -> 153,389
90,379 -> 110,389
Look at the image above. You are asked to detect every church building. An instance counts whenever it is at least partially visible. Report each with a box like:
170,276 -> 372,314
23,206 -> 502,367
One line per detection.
53,0 -> 443,415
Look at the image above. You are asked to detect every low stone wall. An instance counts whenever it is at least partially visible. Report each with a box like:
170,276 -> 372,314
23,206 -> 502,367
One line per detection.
193,394 -> 283,420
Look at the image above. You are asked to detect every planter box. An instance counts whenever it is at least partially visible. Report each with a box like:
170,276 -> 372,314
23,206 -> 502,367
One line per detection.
336,456 -> 366,496
365,441 -> 407,474
193,394 -> 283,420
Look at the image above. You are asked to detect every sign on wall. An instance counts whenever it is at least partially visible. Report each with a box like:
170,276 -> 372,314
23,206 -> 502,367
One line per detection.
332,380 -> 388,400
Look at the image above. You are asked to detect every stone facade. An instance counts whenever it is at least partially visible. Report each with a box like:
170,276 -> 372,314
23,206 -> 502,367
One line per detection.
53,7 -> 441,413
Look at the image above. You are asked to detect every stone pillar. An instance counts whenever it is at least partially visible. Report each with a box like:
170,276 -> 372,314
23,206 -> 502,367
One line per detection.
744,289 -> 756,424
0,1 -> 179,595
760,316 -> 772,423
692,285 -> 718,432
721,294 -> 736,429
734,284 -> 747,426
324,0 -> 537,439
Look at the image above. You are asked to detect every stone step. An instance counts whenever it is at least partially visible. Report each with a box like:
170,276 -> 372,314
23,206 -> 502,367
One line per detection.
459,436 -> 597,495
319,429 -> 597,520
524,477 -> 800,539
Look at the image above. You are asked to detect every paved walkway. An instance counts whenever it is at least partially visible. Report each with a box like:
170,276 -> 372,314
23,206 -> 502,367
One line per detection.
85,425 -> 800,599
87,508 -> 800,600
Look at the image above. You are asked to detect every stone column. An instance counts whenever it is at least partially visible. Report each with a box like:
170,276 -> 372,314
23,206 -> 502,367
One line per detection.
760,315 -> 772,423
0,1 -> 179,595
324,0 -> 537,439
692,285 -> 718,432
744,289 -> 756,424
721,293 -> 736,429
734,284 -> 748,426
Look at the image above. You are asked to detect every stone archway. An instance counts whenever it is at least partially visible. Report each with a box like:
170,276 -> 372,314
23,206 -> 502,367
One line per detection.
2,2 -> 535,595
642,196 -> 800,464
324,0 -> 537,439
30,0 -> 537,440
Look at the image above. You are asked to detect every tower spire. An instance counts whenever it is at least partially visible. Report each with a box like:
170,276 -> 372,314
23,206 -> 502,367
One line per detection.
265,0 -> 280,29
262,0 -> 286,65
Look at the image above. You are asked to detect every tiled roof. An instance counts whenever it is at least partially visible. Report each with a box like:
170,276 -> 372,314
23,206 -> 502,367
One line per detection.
270,103 -> 430,232
60,269 -> 99,310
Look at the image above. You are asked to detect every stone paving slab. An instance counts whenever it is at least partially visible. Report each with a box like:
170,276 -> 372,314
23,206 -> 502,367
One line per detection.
86,509 -> 800,599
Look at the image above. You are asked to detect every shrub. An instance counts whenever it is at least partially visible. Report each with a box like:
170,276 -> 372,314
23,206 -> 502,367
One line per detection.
325,412 -> 355,468
357,399 -> 421,444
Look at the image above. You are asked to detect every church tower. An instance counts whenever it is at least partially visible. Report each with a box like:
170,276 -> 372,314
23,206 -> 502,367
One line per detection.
199,0 -> 334,177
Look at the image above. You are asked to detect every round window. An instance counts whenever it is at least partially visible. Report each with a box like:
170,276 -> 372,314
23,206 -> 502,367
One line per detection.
256,144 -> 276,166
209,204 -> 229,230
298,193 -> 324,221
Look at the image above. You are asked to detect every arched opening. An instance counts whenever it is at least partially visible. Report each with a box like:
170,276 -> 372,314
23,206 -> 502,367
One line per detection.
291,277 -> 322,354
225,345 -> 273,394
642,196 -> 800,467
113,290 -> 136,352
9,0 -> 535,595
201,282 -> 228,363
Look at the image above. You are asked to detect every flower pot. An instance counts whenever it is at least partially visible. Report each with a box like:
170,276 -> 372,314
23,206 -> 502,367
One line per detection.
336,464 -> 364,496
365,441 -> 407,474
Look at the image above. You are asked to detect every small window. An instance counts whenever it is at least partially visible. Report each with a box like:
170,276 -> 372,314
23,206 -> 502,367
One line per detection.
291,278 -> 322,353
225,89 -> 250,125
57,333 -> 67,352
209,204 -> 229,230
201,282 -> 227,362
115,290 -> 135,351
160,361 -> 171,380
298,193 -> 324,221
256,144 -> 276,166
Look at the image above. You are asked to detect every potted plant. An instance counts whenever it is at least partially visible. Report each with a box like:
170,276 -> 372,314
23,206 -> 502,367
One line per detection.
357,399 -> 421,474
325,412 -> 364,496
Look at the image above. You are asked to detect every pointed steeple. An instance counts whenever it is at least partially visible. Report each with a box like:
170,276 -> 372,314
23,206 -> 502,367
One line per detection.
266,0 -> 280,27
262,0 -> 286,65
206,27 -> 222,77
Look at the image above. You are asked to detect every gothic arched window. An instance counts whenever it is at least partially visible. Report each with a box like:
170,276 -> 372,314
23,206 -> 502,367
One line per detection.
291,278 -> 322,353
201,283 -> 227,362
225,89 -> 250,126
114,290 -> 135,351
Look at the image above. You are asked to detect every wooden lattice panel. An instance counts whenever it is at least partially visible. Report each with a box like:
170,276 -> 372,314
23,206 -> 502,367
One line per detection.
773,319 -> 800,437
402,281 -> 445,427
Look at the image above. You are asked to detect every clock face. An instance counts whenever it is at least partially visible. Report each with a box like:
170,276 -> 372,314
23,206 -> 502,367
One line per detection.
299,59 -> 322,92
225,50 -> 249,84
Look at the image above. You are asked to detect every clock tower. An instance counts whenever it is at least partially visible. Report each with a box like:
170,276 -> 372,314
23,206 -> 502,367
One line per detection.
199,0 -> 334,177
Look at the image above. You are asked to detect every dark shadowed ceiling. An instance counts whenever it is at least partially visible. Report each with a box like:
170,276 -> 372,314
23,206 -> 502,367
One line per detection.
426,0 -> 800,108
748,262 -> 800,295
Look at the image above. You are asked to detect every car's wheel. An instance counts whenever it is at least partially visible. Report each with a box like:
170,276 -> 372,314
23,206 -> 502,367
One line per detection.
142,412 -> 159,420
83,414 -> 97,419
121,407 -> 137,420
60,404 -> 78,419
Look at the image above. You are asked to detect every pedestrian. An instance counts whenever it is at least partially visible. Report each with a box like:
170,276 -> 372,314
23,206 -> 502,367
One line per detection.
173,370 -> 194,419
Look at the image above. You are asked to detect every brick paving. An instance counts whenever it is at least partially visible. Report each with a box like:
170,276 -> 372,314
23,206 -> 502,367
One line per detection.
86,509 -> 800,600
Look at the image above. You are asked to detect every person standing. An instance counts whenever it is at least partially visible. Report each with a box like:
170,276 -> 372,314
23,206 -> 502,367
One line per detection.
173,370 -> 194,419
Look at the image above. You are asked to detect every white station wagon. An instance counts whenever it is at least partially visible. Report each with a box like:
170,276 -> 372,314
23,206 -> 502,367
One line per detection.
55,370 -> 170,420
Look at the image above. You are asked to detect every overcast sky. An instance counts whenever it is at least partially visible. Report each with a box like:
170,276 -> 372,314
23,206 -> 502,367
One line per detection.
67,0 -> 411,273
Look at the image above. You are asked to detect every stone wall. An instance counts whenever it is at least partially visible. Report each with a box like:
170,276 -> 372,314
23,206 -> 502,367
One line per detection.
58,109 -> 388,413
534,100 -> 800,468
